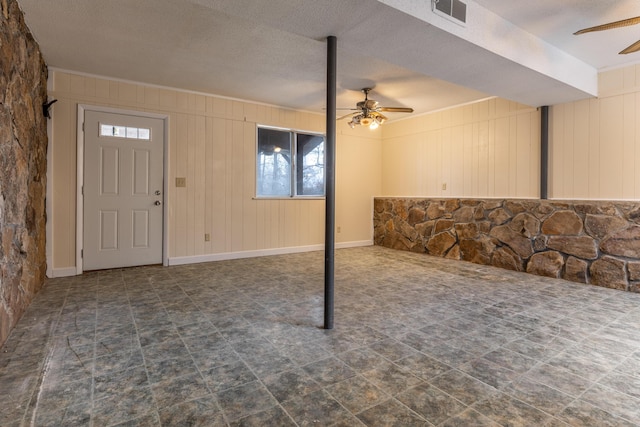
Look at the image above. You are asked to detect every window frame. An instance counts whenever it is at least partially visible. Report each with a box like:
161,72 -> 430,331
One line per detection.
255,125 -> 326,200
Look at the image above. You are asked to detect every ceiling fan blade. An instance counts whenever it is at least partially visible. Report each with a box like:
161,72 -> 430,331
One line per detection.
337,112 -> 358,120
378,107 -> 414,113
620,39 -> 640,55
574,16 -> 640,35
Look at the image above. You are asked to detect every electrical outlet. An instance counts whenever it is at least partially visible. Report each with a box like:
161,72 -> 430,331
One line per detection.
442,183 -> 447,190
204,233 -> 210,242
176,177 -> 186,187
337,226 -> 341,233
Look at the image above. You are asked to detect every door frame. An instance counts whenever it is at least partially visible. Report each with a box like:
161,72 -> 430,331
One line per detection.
76,104 -> 169,274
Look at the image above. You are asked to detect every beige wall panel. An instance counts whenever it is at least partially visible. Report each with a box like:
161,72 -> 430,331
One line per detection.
462,124 -> 473,196
494,117 -> 509,196
549,104 -> 563,197
508,116 -> 518,195
636,92 -> 640,197
599,68 -> 624,96
69,74 -> 85,95
51,98 -> 75,268
194,115 -> 207,255
242,122 -> 257,251
426,130 -> 441,195
173,114 -> 189,256
623,65 -> 637,91
211,118 -> 227,253
562,103 -> 575,196
477,121 -> 489,196
186,116 -> 196,256
448,126 -> 464,196
623,94 -> 636,198
380,97 -> 540,199
440,127 -> 452,197
599,96 -> 624,198
572,100 -> 590,198
118,82 -> 138,104
204,117 -> 214,253
336,130 -> 382,242
504,115 -> 540,197
588,98 -> 601,198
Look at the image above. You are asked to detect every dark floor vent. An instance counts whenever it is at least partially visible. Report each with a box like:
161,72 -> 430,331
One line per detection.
432,0 -> 467,25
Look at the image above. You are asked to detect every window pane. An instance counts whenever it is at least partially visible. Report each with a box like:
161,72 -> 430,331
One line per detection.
126,127 -> 138,139
256,128 -> 291,197
100,124 -> 114,137
113,126 -> 126,138
138,128 -> 150,140
296,133 -> 325,196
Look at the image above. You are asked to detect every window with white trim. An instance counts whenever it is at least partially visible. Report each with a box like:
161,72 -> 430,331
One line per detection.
256,127 -> 325,198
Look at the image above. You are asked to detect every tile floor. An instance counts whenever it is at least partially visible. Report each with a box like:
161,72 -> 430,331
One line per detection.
2,246 -> 640,426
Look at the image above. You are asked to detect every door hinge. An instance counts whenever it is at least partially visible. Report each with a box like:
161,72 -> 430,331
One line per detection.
81,249 -> 83,258
82,122 -> 85,132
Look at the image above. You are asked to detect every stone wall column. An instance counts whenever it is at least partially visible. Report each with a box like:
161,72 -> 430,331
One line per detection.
0,0 -> 48,347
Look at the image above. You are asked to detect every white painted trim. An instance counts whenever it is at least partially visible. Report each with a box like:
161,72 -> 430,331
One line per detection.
336,240 -> 373,249
50,267 -> 79,278
76,104 -> 169,274
168,241 -> 373,266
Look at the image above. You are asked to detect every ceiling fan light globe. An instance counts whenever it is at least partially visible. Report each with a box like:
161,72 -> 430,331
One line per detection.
360,117 -> 373,126
369,121 -> 379,130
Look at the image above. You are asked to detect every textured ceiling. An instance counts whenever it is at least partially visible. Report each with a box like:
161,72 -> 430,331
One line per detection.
17,0 -> 640,119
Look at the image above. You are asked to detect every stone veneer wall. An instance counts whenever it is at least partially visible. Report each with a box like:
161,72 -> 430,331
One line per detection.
0,0 -> 48,347
374,198 -> 640,292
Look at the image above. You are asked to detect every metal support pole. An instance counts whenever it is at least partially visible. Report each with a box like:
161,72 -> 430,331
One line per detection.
324,35 -> 337,330
540,106 -> 549,199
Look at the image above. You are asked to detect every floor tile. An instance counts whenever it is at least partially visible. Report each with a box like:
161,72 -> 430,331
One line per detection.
558,399 -> 638,427
396,383 -> 466,425
229,405 -> 296,427
302,356 -> 357,386
2,246 -> 640,426
356,398 -> 429,426
215,381 -> 278,422
282,389 -> 354,426
92,386 -> 156,426
94,365 -> 149,400
201,359 -> 257,393
429,369 -> 498,406
326,375 -> 390,413
158,396 -> 225,426
361,359 -> 424,396
472,391 -> 554,426
262,368 -> 321,403
150,372 -> 210,408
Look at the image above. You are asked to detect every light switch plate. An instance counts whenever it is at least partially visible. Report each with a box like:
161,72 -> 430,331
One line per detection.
176,177 -> 186,187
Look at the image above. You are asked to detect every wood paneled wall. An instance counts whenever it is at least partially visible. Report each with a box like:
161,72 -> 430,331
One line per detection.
49,71 -> 380,274
550,65 -> 640,200
380,98 -> 541,198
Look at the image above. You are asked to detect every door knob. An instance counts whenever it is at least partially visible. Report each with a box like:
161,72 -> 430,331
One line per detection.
154,201 -> 161,206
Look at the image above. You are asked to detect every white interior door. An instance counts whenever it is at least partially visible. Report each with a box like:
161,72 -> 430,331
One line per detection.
83,110 -> 164,270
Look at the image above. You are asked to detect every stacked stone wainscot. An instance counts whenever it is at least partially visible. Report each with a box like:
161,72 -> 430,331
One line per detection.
374,198 -> 640,291
0,0 -> 49,347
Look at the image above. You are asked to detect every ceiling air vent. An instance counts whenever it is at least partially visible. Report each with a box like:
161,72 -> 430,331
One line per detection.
432,0 -> 467,26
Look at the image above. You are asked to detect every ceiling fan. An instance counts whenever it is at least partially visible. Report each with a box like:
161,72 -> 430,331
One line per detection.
574,16 -> 640,55
337,88 -> 414,129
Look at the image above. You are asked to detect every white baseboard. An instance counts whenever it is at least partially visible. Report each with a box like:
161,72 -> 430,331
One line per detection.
168,240 -> 373,266
48,267 -> 78,278
48,241 -> 374,273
